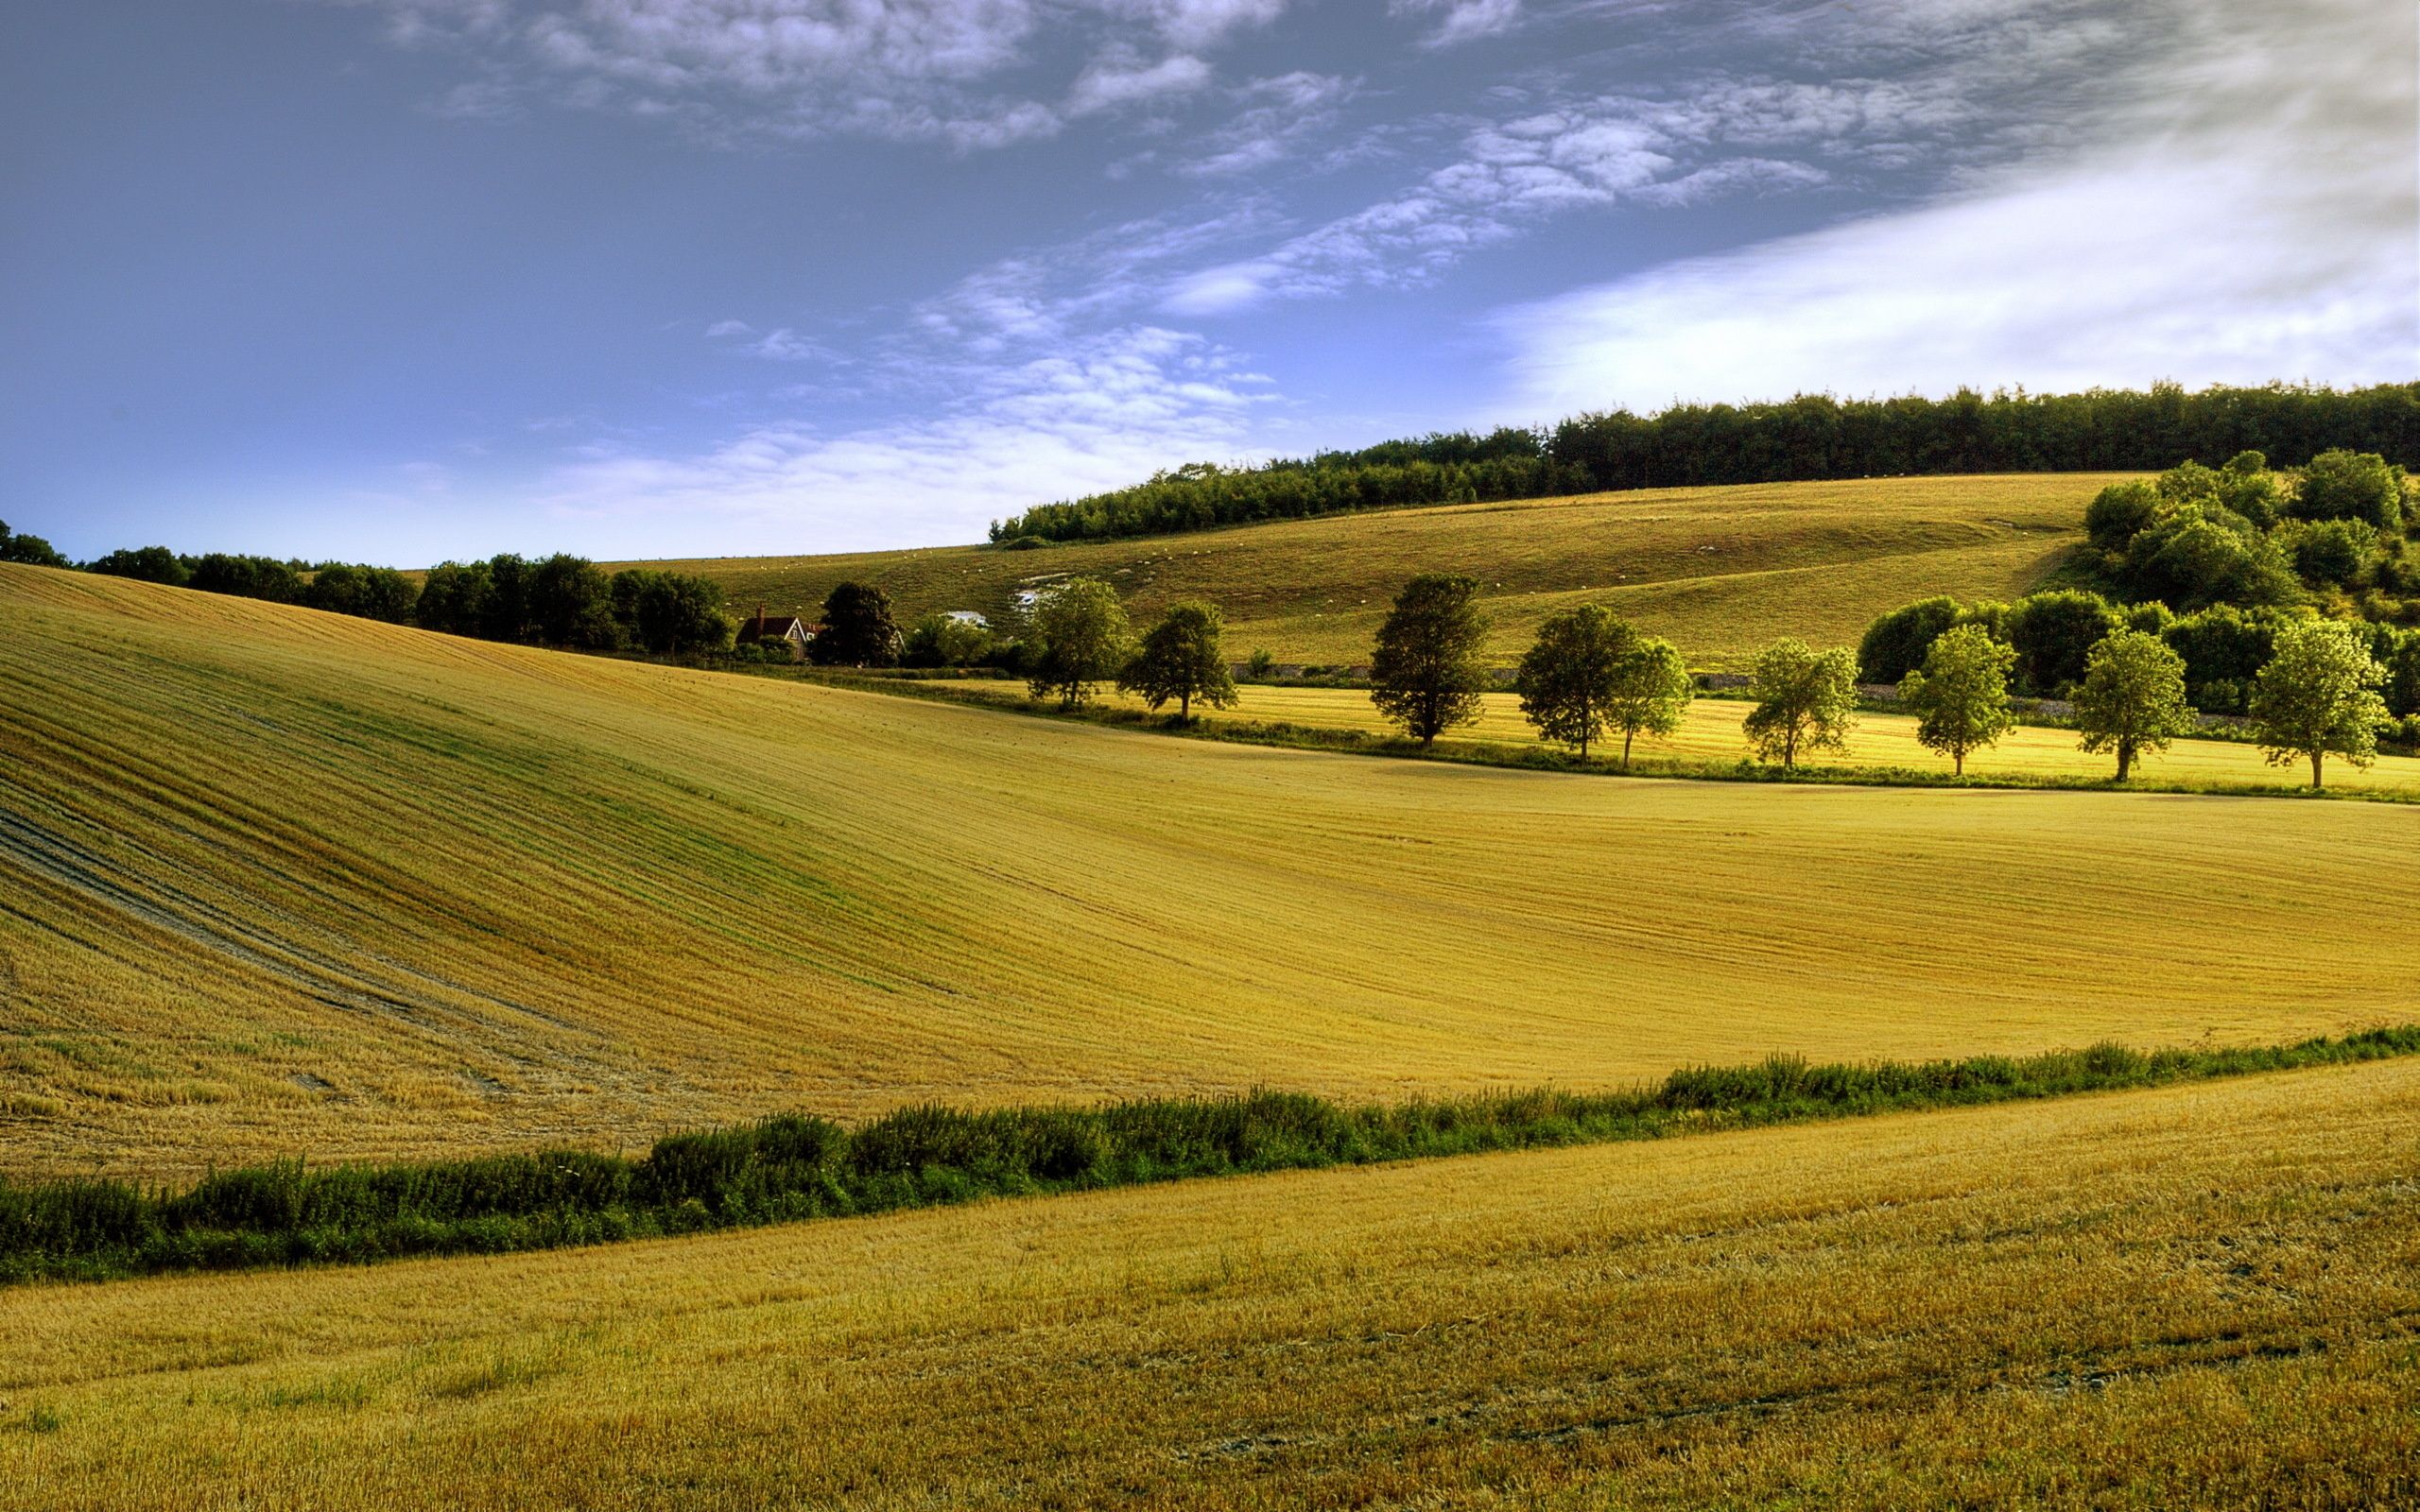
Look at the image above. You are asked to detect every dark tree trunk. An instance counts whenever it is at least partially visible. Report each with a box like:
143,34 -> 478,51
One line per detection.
1623,728 -> 1634,769
2312,749 -> 2325,789
2116,740 -> 2133,782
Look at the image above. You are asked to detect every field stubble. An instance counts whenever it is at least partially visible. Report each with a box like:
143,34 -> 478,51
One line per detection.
1,1058 -> 2415,1508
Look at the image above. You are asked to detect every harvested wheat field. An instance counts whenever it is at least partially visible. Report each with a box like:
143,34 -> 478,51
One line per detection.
6,563 -> 2419,1178
4,1057 -> 2416,1509
631,473 -> 2108,670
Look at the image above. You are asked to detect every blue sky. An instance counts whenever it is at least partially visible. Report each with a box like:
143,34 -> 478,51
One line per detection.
4,0 -> 2413,562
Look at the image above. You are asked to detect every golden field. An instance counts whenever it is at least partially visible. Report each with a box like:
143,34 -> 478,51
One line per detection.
4,1058 -> 2415,1508
628,473 -> 2114,669
1072,681 -> 2420,795
5,563 -> 2419,1178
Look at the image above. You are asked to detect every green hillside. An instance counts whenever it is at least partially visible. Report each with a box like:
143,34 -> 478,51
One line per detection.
629,473 -> 2118,668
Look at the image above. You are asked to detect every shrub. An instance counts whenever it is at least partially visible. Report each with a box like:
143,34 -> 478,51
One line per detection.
2288,518 -> 2379,588
1857,595 -> 1964,683
2004,590 -> 2122,696
2291,450 -> 2406,531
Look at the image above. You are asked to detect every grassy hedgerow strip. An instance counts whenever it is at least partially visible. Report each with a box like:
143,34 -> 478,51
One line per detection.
5,1028 -> 2416,1286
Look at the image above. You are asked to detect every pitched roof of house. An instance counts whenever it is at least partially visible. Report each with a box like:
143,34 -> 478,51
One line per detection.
744,613 -> 812,638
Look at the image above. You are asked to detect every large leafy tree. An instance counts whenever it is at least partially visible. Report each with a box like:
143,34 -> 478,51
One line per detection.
187,553 -> 303,604
1899,625 -> 2016,776
1742,639 -> 1858,769
0,521 -> 68,568
1027,577 -> 1132,710
86,545 -> 188,587
1118,601 -> 1236,720
416,560 -> 494,636
813,581 -> 902,667
303,563 -> 422,625
1370,574 -> 1489,745
2250,620 -> 2390,788
2073,629 -> 2195,781
527,554 -> 621,647
614,568 -> 734,655
1605,636 -> 1692,769
1516,605 -> 1633,758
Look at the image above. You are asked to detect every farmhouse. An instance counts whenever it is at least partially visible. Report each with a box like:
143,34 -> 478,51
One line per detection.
739,606 -> 816,654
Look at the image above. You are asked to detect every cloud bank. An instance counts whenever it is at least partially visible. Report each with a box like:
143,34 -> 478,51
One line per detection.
1490,0 -> 2416,415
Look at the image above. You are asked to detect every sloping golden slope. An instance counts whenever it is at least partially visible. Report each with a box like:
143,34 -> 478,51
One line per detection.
631,472 -> 2111,668
2,564 -> 2413,1177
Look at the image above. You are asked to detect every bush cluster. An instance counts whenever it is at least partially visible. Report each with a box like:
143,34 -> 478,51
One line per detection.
9,1028 -> 2412,1284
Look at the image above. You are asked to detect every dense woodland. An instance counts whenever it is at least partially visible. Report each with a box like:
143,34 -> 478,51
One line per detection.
990,382 -> 2420,543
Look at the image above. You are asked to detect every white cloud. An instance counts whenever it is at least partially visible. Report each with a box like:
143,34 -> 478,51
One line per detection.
1066,52 -> 1214,116
1491,0 -> 2416,413
536,326 -> 1273,548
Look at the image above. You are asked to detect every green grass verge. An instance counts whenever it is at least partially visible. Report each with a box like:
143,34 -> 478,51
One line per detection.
8,1028 -> 2415,1287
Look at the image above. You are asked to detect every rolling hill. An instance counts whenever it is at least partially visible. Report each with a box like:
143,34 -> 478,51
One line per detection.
627,472 -> 2118,669
5,564 -> 2417,1179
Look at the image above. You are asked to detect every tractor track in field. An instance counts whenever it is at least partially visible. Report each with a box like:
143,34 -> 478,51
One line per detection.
0,797 -> 591,1053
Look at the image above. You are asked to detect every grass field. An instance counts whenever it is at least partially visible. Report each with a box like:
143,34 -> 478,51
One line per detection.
5,1057 -> 2416,1508
6,562 -> 2420,1179
626,473 -> 2116,669
1065,682 -> 2420,795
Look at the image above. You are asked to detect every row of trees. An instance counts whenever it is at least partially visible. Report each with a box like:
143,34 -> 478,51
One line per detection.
1000,571 -> 2397,789
1859,591 -> 2420,721
989,383 -> 2420,544
20,529 -> 741,656
1872,616 -> 2392,786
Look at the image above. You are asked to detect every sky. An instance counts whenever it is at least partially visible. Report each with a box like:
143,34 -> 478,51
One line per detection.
3,0 -> 2414,563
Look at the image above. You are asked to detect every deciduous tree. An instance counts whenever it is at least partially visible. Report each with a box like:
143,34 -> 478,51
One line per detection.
1605,635 -> 1692,769
2074,629 -> 2195,781
0,521 -> 68,568
1899,624 -> 2016,776
1370,574 -> 1489,745
1027,577 -> 1132,710
1118,601 -> 1237,720
2250,621 -> 2389,788
1516,605 -> 1632,759
813,581 -> 902,667
1742,639 -> 1858,769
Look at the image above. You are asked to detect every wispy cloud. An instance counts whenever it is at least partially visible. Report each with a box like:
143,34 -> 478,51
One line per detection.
1179,71 -> 1356,176
1392,0 -> 1522,49
314,0 -> 1290,148
705,320 -> 843,364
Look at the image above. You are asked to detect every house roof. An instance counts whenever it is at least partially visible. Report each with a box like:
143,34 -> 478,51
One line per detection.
745,613 -> 811,638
